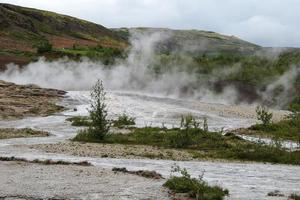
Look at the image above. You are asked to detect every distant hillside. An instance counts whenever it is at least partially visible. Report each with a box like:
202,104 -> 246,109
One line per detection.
113,27 -> 261,55
0,3 -> 127,50
0,3 -> 127,68
0,3 -> 263,68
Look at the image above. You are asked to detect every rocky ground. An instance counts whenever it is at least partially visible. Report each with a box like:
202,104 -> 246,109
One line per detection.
0,161 -> 169,200
0,80 -> 66,119
0,128 -> 49,139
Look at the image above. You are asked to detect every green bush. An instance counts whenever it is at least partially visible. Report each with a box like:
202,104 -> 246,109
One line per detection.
289,193 -> 300,200
289,95 -> 300,112
37,41 -> 53,54
66,116 -> 91,126
256,105 -> 273,126
164,165 -> 229,200
112,113 -> 136,128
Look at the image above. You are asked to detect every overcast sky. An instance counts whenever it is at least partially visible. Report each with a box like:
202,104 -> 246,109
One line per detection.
1,0 -> 299,47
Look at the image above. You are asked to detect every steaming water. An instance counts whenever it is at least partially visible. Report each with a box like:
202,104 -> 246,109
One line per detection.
0,91 -> 300,200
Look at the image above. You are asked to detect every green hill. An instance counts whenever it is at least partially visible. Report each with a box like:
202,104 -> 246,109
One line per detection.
0,3 -> 127,68
113,27 -> 261,55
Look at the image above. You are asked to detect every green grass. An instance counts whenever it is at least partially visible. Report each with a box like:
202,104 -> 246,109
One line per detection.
112,113 -> 136,128
53,45 -> 124,65
66,116 -> 91,127
0,49 -> 35,59
66,114 -> 135,128
289,96 -> 300,112
164,165 -> 229,200
248,114 -> 300,142
73,126 -> 300,165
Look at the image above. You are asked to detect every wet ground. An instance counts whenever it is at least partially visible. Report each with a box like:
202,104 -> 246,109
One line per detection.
0,91 -> 299,200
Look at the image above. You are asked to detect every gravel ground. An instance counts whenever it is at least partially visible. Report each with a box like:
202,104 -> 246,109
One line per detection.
30,142 -> 194,161
0,161 -> 169,200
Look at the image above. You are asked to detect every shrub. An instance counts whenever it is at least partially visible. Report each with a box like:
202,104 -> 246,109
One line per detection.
112,113 -> 136,128
256,105 -> 273,126
289,95 -> 300,113
37,41 -> 53,54
180,115 -> 200,129
170,115 -> 204,148
289,194 -> 300,200
164,165 -> 229,200
203,117 -> 209,132
66,116 -> 91,126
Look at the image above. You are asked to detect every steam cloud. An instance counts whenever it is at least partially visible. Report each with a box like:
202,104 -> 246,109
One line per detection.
0,30 -> 299,107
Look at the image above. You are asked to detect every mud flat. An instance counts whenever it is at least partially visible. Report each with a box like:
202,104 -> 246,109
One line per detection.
0,80 -> 66,119
0,161 -> 169,200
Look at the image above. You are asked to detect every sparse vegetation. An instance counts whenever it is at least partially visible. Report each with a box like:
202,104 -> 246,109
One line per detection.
289,95 -> 300,112
256,105 -> 273,126
67,113 -> 136,128
66,116 -> 91,127
289,194 -> 300,200
37,41 -> 53,54
54,45 -> 124,64
238,112 -> 300,142
267,190 -> 284,197
164,165 -> 229,200
112,113 -> 136,128
73,114 -> 300,165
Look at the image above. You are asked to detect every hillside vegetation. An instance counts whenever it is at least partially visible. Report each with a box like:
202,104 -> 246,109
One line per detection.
0,3 -> 127,68
113,27 -> 261,55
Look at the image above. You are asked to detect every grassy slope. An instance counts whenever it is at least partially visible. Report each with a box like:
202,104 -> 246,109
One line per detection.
112,27 -> 261,55
0,3 -> 127,66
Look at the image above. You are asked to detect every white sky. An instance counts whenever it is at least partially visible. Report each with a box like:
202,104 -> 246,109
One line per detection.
1,0 -> 300,47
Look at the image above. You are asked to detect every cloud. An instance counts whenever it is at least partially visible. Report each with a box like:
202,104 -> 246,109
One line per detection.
225,15 -> 300,47
1,0 -> 300,47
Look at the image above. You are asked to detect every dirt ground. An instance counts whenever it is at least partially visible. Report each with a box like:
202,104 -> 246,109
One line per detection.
30,141 -> 195,161
0,80 -> 66,119
0,161 -> 169,200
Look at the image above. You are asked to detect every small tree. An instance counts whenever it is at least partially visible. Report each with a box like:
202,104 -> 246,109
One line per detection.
203,117 -> 208,132
256,105 -> 273,126
88,80 -> 110,139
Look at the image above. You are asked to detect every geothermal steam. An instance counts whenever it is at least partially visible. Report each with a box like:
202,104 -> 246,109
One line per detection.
0,30 -> 299,106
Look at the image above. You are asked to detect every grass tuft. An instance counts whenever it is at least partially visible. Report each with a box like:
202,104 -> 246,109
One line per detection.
164,165 -> 229,200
